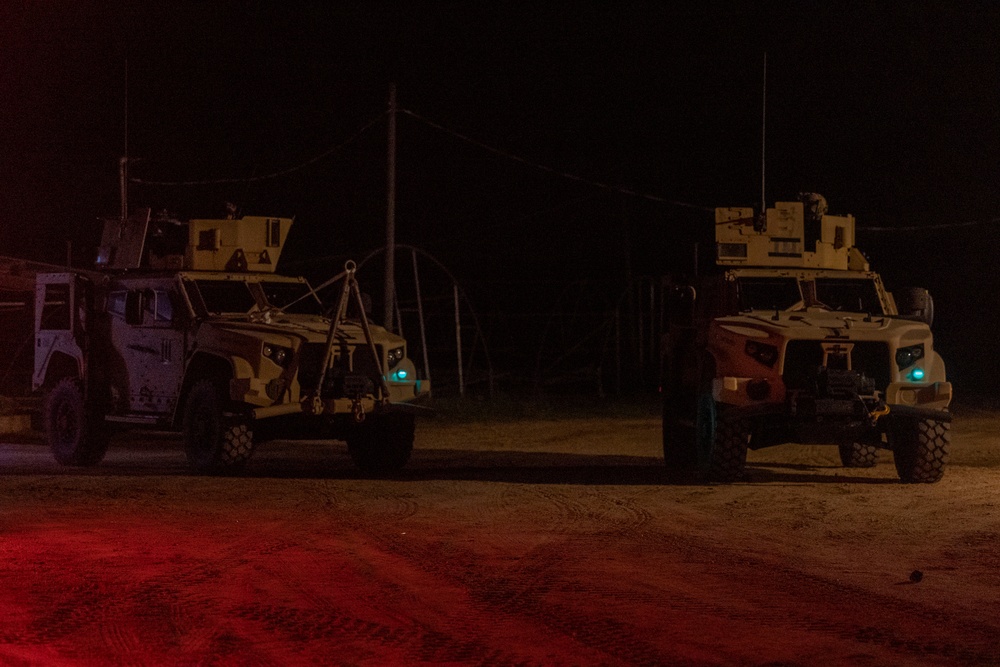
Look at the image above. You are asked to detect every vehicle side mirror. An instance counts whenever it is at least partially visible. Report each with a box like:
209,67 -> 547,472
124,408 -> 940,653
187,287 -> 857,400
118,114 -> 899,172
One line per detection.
893,287 -> 934,328
125,290 -> 145,326
667,285 -> 697,328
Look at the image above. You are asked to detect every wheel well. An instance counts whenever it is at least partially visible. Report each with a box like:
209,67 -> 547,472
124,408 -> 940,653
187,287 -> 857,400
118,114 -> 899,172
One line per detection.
42,352 -> 81,390
174,352 -> 233,427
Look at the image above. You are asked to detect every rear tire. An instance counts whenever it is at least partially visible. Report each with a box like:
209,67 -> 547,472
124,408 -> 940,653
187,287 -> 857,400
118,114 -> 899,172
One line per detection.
890,416 -> 950,484
838,439 -> 879,468
45,378 -> 109,466
183,379 -> 256,473
347,412 -> 414,473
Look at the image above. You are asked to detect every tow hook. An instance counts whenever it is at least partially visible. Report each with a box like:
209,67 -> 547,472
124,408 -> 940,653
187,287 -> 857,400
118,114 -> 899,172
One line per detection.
869,403 -> 890,425
351,399 -> 366,423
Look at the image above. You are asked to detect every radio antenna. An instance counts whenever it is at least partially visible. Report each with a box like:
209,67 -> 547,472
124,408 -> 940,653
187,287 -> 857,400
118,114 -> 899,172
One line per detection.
760,52 -> 767,216
119,58 -> 129,224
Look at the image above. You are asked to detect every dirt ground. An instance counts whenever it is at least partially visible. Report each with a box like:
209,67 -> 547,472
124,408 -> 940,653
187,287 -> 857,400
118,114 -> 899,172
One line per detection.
1,402 -> 999,666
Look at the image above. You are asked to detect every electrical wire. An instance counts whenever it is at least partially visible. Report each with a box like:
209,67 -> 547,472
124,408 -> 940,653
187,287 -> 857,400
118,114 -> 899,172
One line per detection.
124,99 -> 994,234
859,216 -> 1000,233
129,112 -> 386,186
398,108 -> 712,212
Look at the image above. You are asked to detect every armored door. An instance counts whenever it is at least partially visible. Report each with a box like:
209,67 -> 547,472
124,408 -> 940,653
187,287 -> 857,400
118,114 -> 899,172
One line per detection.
33,273 -> 86,390
107,285 -> 187,415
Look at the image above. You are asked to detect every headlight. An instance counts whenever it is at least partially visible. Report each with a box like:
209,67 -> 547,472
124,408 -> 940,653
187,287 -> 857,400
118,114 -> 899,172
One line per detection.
744,340 -> 778,367
895,344 -> 924,370
386,346 -> 405,369
263,343 -> 293,367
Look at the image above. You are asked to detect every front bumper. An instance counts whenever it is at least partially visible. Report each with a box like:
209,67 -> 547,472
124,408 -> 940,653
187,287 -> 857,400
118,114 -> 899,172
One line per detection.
715,376 -> 953,424
884,381 -> 952,412
245,377 -> 431,421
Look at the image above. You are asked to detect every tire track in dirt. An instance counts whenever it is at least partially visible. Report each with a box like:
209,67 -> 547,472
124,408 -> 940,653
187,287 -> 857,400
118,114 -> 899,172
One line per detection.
353,482 -> 1000,667
364,528 -> 672,666
609,525 -> 1000,665
288,479 -> 652,665
230,602 -> 532,667
476,484 -> 652,537
55,533 -> 278,661
587,539 -> 995,664
199,490 -> 532,666
96,554 -> 231,660
440,483 -> 672,662
16,581 -> 103,646
98,614 -> 148,663
298,479 -> 419,521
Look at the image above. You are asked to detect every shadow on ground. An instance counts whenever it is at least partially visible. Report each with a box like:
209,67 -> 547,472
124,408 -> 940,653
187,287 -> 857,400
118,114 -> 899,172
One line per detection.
2,436 -> 909,486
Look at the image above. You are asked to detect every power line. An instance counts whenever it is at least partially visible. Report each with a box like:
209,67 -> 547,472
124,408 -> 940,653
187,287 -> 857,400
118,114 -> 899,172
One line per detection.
122,99 -> 996,235
129,112 -> 386,186
859,216 -> 1000,232
398,108 -> 712,212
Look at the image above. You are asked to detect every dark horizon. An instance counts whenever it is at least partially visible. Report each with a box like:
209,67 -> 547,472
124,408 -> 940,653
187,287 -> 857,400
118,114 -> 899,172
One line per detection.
3,2 -> 999,390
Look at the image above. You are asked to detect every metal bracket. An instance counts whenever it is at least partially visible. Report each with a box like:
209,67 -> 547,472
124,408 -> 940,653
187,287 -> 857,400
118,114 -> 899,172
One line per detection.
303,260 -> 393,413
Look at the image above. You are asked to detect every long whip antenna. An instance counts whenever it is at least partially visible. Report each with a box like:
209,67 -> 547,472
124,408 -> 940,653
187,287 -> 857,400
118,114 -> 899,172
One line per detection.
760,52 -> 767,215
120,58 -> 129,223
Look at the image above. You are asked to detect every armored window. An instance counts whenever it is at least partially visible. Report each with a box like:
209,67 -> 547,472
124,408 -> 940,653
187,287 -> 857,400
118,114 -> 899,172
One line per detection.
736,277 -> 801,312
40,283 -> 71,330
108,290 -> 127,317
814,278 -> 884,314
191,279 -> 257,314
143,290 -> 174,322
197,229 -> 221,251
261,281 -> 323,315
266,219 -> 281,247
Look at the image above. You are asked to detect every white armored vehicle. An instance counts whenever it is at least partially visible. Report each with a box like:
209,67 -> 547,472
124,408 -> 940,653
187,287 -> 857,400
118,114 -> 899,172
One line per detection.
4,209 -> 429,473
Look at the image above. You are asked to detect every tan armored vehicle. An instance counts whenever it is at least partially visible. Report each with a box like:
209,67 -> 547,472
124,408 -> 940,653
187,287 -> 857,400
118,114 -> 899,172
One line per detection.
20,209 -> 429,472
661,195 -> 952,483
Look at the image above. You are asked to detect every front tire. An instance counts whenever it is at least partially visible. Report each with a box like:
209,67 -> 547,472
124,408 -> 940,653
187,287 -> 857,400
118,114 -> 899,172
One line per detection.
182,379 -> 255,473
347,412 -> 414,473
838,439 -> 879,468
709,409 -> 749,483
45,378 -> 109,466
889,416 -> 950,484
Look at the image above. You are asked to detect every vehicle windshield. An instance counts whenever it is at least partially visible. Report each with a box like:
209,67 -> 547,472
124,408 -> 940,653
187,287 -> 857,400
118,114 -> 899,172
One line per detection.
814,278 -> 884,314
737,277 -> 802,311
186,279 -> 258,315
736,276 -> 885,314
261,280 -> 324,315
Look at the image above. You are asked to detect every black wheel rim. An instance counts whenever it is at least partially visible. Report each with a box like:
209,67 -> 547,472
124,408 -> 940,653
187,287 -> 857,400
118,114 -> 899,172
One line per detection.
53,398 -> 78,449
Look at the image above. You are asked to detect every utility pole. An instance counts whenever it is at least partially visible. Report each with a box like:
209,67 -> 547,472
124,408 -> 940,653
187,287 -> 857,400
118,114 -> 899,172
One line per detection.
119,156 -> 129,223
384,83 -> 397,331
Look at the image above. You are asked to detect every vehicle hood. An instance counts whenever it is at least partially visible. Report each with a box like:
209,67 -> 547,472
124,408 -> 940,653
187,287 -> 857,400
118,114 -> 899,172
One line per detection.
202,313 -> 387,347
715,309 -> 930,342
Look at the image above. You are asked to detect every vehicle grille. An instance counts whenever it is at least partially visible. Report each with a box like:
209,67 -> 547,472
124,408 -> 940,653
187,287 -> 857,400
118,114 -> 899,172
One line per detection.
782,340 -> 890,393
297,342 -> 384,398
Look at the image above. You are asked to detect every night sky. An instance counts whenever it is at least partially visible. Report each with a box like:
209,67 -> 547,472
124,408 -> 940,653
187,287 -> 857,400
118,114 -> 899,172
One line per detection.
3,2 -> 999,389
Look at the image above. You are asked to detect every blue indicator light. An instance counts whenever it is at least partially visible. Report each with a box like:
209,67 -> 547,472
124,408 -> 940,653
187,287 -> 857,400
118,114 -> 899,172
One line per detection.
911,367 -> 925,381
395,369 -> 408,381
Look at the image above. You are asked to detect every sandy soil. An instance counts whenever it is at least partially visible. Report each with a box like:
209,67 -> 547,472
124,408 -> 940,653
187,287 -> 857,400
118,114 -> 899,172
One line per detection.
1,403 -> 999,666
